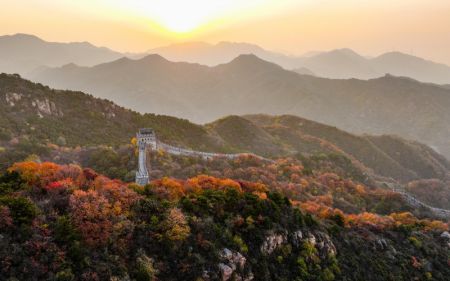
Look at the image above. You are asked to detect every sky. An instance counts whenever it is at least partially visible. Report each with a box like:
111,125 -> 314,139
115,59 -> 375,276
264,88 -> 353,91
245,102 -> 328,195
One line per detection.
1,0 -> 450,64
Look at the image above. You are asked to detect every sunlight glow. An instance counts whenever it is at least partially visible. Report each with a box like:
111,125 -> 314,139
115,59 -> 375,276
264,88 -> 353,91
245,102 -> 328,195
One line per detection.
118,0 -> 271,33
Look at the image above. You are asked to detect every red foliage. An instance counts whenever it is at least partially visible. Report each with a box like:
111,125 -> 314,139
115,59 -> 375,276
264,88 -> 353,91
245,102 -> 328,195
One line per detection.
70,189 -> 114,247
83,168 -> 99,182
45,178 -> 74,191
69,176 -> 139,248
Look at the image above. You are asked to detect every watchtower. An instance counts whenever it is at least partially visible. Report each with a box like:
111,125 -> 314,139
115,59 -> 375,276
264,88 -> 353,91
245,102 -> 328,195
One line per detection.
135,128 -> 156,185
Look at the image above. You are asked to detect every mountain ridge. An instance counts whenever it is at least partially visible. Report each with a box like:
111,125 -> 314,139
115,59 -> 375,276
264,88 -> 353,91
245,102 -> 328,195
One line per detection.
31,54 -> 450,160
0,33 -> 124,76
2,74 -> 449,184
147,40 -> 450,84
3,33 -> 450,84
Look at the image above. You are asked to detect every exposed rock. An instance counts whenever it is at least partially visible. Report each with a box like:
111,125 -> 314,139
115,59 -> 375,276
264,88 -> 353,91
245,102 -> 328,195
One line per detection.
219,263 -> 233,281
220,248 -> 233,261
220,250 -> 246,271
373,238 -> 388,251
5,92 -> 23,106
261,232 -> 286,255
106,111 -> 116,118
33,98 -> 63,117
291,230 -> 303,247
202,270 -> 211,280
305,232 -> 317,246
313,232 -> 337,258
234,252 -> 246,269
440,231 -> 450,240
218,248 -> 251,281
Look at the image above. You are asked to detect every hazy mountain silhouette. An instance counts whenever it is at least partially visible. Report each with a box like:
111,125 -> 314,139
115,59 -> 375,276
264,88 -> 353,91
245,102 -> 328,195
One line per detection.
32,54 -> 450,159
0,33 -> 123,76
149,41 -> 450,84
148,41 -> 303,69
292,67 -> 315,76
296,48 -> 380,79
2,34 -> 450,83
371,52 -> 450,84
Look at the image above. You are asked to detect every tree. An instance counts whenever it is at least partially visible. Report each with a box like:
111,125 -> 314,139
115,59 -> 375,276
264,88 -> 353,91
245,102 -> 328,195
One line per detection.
163,208 -> 190,242
69,190 -> 114,247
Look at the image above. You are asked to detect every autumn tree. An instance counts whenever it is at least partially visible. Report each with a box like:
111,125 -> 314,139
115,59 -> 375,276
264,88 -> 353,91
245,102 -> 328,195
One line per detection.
163,208 -> 190,242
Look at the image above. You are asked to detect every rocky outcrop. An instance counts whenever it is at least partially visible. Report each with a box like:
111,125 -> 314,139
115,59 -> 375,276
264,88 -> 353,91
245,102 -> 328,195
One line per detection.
291,230 -> 303,247
217,248 -> 253,281
5,92 -> 23,106
314,232 -> 337,258
441,231 -> 450,248
372,238 -> 389,251
261,230 -> 337,259
32,98 -> 63,117
260,232 -> 287,255
440,231 -> 450,240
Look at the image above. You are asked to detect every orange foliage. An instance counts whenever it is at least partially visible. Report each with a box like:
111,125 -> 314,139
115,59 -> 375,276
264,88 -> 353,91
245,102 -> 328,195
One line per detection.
185,175 -> 242,193
9,161 -> 61,187
299,200 -> 343,221
346,212 -> 394,229
389,212 -> 417,226
238,181 -> 268,193
151,177 -> 185,200
148,175 -> 269,200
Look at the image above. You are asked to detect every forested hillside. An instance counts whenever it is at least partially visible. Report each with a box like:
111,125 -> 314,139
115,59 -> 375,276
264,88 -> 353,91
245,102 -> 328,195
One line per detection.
31,54 -> 450,159
0,161 -> 449,280
1,73 -> 449,186
0,74 -> 450,281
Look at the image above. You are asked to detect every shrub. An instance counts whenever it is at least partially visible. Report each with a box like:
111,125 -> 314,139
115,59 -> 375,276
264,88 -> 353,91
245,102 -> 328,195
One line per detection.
0,195 -> 37,225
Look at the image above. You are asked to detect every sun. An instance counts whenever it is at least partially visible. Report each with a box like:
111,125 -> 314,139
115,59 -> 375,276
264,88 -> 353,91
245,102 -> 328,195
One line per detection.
119,0 -> 270,34
151,1 -> 216,33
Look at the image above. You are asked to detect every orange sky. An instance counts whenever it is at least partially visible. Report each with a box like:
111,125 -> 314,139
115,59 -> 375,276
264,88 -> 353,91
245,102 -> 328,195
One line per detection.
1,0 -> 450,64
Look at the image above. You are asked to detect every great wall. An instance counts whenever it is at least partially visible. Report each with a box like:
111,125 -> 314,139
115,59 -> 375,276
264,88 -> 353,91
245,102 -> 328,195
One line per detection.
135,128 -> 450,219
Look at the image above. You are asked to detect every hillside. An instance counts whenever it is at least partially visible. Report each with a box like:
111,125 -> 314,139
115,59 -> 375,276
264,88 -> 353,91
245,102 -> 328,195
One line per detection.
0,160 -> 449,280
0,73 -> 225,152
2,74 -> 450,186
31,54 -> 450,159
243,115 -> 450,182
0,33 -> 123,76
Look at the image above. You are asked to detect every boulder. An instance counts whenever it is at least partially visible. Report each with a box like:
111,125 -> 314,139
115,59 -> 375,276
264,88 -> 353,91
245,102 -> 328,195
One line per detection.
219,263 -> 233,281
440,231 -> 450,240
260,232 -> 286,255
291,230 -> 303,247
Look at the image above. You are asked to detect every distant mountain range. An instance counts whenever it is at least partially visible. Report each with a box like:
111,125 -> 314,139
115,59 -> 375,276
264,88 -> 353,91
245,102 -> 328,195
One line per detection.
149,42 -> 450,84
31,54 -> 450,159
0,33 -> 123,76
1,73 -> 449,183
2,34 -> 450,84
